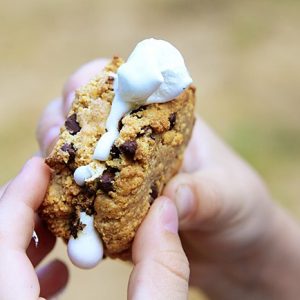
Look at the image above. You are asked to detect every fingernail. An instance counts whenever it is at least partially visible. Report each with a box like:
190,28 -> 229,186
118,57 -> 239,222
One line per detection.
20,159 -> 33,172
43,126 -> 60,156
175,185 -> 194,220
64,92 -> 75,115
160,198 -> 178,234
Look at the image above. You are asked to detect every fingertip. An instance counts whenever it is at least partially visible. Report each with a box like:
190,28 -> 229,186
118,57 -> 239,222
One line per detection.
163,174 -> 198,229
156,196 -> 179,234
41,125 -> 60,157
129,197 -> 189,300
36,97 -> 64,156
19,157 -> 47,177
38,259 -> 69,299
63,91 -> 75,116
23,156 -> 51,182
175,185 -> 195,221
132,196 -> 179,263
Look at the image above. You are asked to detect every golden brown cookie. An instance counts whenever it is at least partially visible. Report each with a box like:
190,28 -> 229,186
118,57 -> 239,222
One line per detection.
39,57 -> 196,258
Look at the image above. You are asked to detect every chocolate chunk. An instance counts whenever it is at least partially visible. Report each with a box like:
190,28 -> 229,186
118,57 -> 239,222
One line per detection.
98,168 -> 117,193
149,183 -> 159,204
110,144 -> 121,159
130,106 -> 146,115
69,211 -> 86,239
82,185 -> 96,198
118,119 -> 124,131
150,133 -> 156,140
61,143 -> 76,162
169,113 -> 176,130
119,140 -> 137,159
107,75 -> 115,82
137,126 -> 152,138
65,114 -> 81,135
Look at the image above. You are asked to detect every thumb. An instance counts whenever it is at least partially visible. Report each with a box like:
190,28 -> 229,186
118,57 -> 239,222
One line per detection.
128,197 -> 189,300
163,169 -> 229,231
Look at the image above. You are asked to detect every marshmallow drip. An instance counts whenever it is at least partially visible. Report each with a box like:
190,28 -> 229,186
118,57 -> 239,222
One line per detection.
67,213 -> 104,269
93,38 -> 192,161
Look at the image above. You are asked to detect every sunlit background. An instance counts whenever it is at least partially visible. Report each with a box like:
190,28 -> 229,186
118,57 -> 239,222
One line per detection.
0,0 -> 299,299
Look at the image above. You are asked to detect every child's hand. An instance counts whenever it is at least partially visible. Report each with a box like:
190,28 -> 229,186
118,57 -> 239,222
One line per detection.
0,158 -> 69,300
163,118 -> 300,299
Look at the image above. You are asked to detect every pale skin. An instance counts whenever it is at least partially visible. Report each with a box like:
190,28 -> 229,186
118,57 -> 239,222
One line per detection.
1,59 -> 300,299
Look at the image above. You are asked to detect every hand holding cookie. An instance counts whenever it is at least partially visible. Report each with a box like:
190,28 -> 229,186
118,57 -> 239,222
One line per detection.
0,158 -> 69,299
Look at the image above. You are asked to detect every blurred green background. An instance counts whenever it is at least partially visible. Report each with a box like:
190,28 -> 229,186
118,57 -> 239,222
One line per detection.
0,0 -> 299,299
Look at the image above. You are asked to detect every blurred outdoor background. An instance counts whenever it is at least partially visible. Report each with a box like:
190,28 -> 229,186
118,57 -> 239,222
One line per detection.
0,0 -> 299,299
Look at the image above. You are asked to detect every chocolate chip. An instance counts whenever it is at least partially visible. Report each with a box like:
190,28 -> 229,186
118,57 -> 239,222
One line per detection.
130,106 -> 146,115
65,114 -> 81,135
119,140 -> 137,159
137,126 -> 152,138
82,185 -> 96,197
107,75 -> 115,82
118,119 -> 124,131
110,144 -> 121,159
61,143 -> 76,162
98,168 -> 117,193
169,113 -> 176,130
149,183 -> 159,204
69,211 -> 85,239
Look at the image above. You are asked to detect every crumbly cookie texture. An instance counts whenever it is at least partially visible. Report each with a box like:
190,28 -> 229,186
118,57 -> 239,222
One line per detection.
39,57 -> 196,258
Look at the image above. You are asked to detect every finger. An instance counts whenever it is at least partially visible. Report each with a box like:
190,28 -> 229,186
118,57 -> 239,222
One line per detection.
0,181 -> 10,198
181,118 -> 239,172
62,58 -> 109,116
0,247 -> 41,300
163,166 -> 245,232
128,197 -> 189,300
37,259 -> 69,299
0,157 -> 50,250
26,218 -> 56,267
36,98 -> 65,157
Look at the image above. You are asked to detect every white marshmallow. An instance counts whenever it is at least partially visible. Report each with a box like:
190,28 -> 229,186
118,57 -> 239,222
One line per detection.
93,38 -> 193,162
74,166 -> 93,186
67,213 -> 104,269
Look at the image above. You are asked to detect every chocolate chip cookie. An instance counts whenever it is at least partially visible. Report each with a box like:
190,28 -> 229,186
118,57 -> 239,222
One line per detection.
39,57 -> 196,258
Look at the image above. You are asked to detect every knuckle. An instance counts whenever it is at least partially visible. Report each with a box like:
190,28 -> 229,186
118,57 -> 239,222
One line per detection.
153,249 -> 190,283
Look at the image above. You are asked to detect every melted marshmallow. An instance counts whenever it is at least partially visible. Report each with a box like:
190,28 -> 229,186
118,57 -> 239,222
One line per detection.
74,164 -> 105,186
74,166 -> 93,186
93,38 -> 192,161
67,212 -> 104,269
